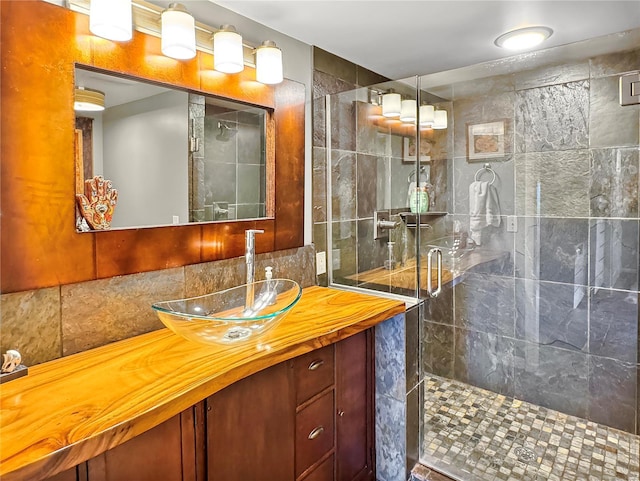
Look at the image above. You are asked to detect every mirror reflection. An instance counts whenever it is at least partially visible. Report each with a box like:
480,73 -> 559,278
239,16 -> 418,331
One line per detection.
74,66 -> 269,231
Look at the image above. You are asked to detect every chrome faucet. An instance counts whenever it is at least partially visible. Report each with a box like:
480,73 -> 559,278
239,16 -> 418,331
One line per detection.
244,229 -> 264,312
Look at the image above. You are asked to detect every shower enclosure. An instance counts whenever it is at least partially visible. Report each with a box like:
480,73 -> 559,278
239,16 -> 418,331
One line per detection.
319,29 -> 640,481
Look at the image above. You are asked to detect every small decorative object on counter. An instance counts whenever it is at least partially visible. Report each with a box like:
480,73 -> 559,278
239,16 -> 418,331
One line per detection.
0,349 -> 28,384
76,175 -> 118,230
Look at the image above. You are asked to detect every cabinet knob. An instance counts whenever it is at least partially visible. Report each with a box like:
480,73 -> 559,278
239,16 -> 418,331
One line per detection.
307,359 -> 324,371
308,426 -> 324,440
337,410 -> 345,417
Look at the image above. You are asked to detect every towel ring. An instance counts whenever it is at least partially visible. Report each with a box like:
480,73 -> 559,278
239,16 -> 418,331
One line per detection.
474,163 -> 496,185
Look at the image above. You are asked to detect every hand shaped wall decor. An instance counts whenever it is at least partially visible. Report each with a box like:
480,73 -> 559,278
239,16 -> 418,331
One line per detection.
76,175 -> 118,230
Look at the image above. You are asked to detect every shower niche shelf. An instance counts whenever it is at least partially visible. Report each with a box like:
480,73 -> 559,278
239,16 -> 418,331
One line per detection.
399,211 -> 447,227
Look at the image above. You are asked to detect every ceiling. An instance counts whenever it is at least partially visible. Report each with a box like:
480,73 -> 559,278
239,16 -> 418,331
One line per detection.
199,0 -> 640,79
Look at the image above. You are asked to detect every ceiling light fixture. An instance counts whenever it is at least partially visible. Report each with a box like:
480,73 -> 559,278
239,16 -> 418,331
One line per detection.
74,88 -> 106,112
494,26 -> 553,51
161,3 -> 196,60
255,40 -> 283,84
382,92 -> 401,118
89,0 -> 132,42
214,25 -> 244,73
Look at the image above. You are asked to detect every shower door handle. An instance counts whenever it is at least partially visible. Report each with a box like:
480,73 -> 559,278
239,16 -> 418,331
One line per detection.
427,248 -> 442,298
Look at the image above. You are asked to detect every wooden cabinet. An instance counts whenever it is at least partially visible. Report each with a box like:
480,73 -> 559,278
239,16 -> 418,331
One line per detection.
206,330 -> 374,481
86,408 -> 199,481
294,344 -> 335,405
301,454 -> 334,481
57,331 -> 373,481
335,332 -> 374,481
206,362 -> 295,481
45,466 -> 85,481
294,343 -> 336,480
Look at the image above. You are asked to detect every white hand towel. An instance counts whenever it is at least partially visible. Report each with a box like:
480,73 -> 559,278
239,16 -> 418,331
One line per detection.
469,180 -> 501,245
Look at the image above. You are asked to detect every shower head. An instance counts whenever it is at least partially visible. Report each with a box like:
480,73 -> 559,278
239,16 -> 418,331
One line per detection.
216,121 -> 238,141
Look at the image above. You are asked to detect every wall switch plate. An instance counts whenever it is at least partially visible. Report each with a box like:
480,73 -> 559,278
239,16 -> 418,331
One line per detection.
620,73 -> 640,106
316,251 -> 327,275
506,216 -> 517,232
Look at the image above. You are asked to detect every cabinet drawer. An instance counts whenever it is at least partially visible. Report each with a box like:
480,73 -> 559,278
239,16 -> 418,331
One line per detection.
295,390 -> 335,478
299,454 -> 334,481
294,344 -> 335,405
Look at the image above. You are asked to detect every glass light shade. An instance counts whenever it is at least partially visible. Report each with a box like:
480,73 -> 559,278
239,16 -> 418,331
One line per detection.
382,93 -> 401,118
161,3 -> 196,60
89,0 -> 132,41
74,88 -> 105,112
214,25 -> 244,74
433,110 -> 448,129
400,99 -> 417,123
256,41 -> 283,84
495,26 -> 553,51
419,104 -> 435,126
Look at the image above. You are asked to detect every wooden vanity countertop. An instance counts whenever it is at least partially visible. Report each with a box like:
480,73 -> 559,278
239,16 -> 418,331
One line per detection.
0,286 -> 404,481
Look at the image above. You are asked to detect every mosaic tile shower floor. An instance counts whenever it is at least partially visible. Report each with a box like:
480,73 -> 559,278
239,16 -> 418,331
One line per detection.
419,375 -> 639,481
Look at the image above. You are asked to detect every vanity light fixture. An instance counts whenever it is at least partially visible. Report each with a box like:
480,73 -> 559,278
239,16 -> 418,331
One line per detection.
89,0 -> 132,41
214,25 -> 244,73
400,99 -> 417,123
78,0 -> 286,83
255,41 -> 283,84
433,109 -> 448,129
161,3 -> 196,60
74,87 -> 106,112
494,26 -> 553,51
419,104 -> 435,127
382,92 -> 401,118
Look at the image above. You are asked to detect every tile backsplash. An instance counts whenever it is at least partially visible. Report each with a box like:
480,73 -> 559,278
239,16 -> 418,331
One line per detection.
1,246 -> 316,364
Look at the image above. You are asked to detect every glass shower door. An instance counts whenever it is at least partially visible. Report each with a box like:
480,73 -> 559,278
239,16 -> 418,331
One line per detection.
416,30 -> 640,481
325,77 -> 423,299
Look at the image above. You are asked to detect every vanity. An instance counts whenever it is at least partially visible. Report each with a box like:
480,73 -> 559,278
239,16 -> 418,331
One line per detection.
0,287 -> 405,481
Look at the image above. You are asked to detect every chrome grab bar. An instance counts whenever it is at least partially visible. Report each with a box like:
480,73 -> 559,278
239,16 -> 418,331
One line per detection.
426,248 -> 442,298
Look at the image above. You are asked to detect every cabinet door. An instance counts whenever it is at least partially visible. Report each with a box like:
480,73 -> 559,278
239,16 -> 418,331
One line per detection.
335,331 -> 374,481
45,465 -> 85,481
87,408 -> 198,481
206,362 -> 295,481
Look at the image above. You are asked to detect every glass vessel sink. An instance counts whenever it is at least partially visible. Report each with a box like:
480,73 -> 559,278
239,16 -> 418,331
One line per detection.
152,279 -> 302,345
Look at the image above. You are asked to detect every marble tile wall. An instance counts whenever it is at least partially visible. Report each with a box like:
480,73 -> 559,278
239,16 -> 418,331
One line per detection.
0,246 -> 317,363
376,313 -> 408,481
311,47 -> 389,285
203,111 -> 266,221
311,47 -> 443,289
420,47 -> 640,435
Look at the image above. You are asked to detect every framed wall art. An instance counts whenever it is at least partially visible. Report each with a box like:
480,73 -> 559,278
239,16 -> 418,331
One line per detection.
403,136 -> 432,163
467,120 -> 505,161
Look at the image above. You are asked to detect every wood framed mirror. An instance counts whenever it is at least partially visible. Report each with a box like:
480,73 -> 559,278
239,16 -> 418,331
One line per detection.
0,1 -> 304,293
